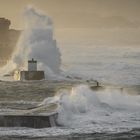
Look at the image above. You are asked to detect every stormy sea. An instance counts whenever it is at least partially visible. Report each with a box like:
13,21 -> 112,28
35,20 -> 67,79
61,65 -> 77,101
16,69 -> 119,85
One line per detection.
0,6 -> 140,140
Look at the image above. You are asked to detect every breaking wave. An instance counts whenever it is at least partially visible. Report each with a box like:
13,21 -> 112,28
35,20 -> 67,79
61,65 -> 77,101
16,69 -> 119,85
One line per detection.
57,85 -> 140,132
0,84 -> 140,138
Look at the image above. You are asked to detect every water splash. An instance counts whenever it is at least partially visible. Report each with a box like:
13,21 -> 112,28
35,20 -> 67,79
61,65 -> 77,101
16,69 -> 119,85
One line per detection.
57,85 -> 140,131
0,6 -> 61,78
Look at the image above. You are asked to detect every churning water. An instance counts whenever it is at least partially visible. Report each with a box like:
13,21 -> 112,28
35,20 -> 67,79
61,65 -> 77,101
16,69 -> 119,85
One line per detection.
0,84 -> 140,139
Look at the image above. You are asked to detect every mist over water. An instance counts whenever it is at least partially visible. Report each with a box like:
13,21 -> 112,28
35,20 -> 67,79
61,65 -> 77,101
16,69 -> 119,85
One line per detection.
61,43 -> 140,85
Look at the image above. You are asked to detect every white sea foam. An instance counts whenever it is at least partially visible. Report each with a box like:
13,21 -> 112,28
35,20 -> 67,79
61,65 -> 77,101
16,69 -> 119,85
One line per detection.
57,85 -> 140,130
0,85 -> 140,137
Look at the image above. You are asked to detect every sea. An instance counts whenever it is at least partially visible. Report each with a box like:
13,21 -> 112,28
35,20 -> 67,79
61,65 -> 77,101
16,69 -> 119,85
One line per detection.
0,44 -> 140,140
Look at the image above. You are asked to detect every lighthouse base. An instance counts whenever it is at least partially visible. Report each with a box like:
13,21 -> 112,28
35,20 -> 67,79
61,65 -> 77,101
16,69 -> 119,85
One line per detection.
14,71 -> 45,80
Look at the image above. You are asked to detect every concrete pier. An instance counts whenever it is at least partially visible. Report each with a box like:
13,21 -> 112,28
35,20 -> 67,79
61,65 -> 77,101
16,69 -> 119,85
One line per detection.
0,101 -> 58,128
0,114 -> 57,128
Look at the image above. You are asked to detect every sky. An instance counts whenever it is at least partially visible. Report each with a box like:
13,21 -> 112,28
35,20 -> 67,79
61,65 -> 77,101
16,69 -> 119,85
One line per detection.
0,0 -> 140,46
0,0 -> 140,29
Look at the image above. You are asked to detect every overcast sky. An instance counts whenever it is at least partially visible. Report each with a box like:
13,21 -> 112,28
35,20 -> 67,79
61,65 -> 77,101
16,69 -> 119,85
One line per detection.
0,0 -> 139,29
0,0 -> 140,46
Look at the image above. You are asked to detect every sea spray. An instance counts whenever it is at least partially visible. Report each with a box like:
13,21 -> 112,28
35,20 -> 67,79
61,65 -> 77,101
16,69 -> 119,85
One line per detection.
57,85 -> 140,130
0,6 -> 61,78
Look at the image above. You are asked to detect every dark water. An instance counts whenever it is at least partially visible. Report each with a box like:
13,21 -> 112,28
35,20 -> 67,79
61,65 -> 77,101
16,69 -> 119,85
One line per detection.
0,129 -> 140,140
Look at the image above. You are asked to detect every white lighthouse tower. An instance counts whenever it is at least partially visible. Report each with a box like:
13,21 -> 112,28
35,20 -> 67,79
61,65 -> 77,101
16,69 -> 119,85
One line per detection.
28,58 -> 37,71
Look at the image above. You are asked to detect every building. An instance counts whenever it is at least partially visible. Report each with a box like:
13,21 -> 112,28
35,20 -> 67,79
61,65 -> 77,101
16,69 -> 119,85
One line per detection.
14,58 -> 45,80
0,18 -> 20,67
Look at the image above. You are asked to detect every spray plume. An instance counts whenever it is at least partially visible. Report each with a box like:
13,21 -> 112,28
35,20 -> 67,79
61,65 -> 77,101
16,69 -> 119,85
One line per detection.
0,6 -> 61,78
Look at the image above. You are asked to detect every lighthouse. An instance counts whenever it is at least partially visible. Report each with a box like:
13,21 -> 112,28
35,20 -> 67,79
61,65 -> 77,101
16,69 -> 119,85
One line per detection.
14,58 -> 45,81
28,58 -> 37,71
